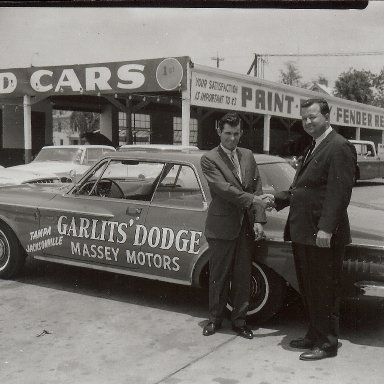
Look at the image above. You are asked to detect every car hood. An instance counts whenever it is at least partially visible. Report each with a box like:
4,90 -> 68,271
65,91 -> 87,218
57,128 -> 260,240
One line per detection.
0,167 -> 59,185
10,162 -> 89,177
0,183 -> 71,205
264,204 -> 383,248
348,203 -> 384,247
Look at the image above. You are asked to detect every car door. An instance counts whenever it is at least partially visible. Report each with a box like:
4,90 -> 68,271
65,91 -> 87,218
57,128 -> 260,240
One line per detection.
37,158 -> 165,273
138,162 -> 208,284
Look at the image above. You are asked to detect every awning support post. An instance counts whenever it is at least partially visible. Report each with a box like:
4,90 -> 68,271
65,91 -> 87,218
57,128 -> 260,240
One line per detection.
181,63 -> 191,146
23,94 -> 32,163
263,114 -> 271,154
356,126 -> 361,140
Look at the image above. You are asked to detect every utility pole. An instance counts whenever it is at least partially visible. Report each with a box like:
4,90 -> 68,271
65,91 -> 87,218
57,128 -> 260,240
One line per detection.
247,54 -> 266,78
211,53 -> 224,68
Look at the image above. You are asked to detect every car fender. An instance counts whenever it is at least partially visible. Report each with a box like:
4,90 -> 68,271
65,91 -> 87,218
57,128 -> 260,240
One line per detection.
253,239 -> 299,292
191,241 -> 210,288
190,237 -> 299,292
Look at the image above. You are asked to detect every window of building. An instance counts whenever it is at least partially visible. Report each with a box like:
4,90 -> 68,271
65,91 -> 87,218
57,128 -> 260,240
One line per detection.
173,117 -> 198,146
119,112 -> 151,145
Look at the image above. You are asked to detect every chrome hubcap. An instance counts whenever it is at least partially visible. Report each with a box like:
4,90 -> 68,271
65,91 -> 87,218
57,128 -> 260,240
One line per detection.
0,231 -> 10,269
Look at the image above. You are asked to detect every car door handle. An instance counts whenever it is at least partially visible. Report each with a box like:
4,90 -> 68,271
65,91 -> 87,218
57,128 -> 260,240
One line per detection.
126,207 -> 142,216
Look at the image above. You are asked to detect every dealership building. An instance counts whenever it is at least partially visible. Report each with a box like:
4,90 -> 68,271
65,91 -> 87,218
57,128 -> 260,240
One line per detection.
1,56 -> 384,166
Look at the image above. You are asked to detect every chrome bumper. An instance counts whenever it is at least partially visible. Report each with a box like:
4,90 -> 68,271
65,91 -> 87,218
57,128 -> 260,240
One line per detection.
355,281 -> 384,298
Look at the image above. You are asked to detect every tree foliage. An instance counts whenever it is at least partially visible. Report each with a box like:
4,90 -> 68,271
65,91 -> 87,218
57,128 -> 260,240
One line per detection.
70,112 -> 100,134
333,67 -> 384,108
334,69 -> 374,104
279,61 -> 303,87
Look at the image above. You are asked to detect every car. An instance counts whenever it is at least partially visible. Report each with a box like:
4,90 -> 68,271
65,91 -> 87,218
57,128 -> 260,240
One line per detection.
1,145 -> 116,184
0,150 -> 383,323
349,139 -> 384,180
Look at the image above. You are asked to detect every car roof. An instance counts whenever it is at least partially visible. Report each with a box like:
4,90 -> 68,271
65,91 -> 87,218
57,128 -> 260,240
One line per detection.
349,140 -> 375,145
102,149 -> 287,165
41,145 -> 116,150
119,144 -> 199,151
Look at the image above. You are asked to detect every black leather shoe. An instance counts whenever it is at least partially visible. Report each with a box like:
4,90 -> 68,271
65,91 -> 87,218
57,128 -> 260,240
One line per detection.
299,347 -> 337,361
289,337 -> 315,349
232,325 -> 253,339
203,322 -> 221,336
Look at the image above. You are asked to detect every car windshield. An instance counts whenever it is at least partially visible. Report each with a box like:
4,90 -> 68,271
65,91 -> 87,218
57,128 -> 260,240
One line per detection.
258,162 -> 295,193
34,147 -> 83,163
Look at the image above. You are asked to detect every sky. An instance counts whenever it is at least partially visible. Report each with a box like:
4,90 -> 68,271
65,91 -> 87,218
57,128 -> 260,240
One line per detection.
0,3 -> 383,87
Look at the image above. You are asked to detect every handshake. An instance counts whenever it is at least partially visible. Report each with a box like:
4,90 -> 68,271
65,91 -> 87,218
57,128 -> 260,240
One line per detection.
253,193 -> 276,211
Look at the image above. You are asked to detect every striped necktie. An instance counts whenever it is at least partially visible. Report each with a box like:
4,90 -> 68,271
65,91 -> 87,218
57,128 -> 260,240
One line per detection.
230,151 -> 242,182
304,140 -> 316,163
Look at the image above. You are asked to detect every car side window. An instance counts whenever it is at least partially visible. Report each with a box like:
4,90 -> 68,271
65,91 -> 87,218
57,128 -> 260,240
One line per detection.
75,160 -> 164,201
366,144 -> 374,157
151,164 -> 205,208
86,148 -> 103,165
353,144 -> 362,156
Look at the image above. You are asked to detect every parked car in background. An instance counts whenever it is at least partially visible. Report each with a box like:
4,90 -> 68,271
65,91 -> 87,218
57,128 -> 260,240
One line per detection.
350,139 -> 384,180
0,150 -> 382,323
2,145 -> 116,184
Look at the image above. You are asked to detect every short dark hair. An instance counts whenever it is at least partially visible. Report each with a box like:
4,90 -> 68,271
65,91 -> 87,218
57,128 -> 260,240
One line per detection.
218,112 -> 240,131
301,98 -> 330,116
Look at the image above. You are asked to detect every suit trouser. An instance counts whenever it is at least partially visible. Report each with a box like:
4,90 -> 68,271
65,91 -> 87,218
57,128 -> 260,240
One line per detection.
207,219 -> 254,327
292,242 -> 345,351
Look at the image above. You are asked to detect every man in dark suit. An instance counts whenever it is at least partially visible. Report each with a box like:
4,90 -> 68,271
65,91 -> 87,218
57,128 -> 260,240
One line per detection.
271,98 -> 357,360
200,112 -> 267,339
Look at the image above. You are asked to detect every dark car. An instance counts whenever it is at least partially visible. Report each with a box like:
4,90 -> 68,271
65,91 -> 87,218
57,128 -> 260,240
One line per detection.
0,150 -> 383,322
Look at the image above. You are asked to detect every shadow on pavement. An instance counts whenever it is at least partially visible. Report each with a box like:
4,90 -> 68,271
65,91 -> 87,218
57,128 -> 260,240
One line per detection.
15,258 -> 208,319
13,258 -> 384,349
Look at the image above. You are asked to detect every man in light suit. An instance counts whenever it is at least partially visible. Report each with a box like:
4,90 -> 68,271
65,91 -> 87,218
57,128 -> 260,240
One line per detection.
272,98 -> 357,360
200,112 -> 267,339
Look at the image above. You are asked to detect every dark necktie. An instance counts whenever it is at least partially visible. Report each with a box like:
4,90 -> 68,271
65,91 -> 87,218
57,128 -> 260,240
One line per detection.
304,140 -> 316,163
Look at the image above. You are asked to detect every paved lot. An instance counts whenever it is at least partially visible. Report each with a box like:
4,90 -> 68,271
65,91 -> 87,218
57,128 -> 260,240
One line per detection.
0,259 -> 383,384
0,180 -> 383,384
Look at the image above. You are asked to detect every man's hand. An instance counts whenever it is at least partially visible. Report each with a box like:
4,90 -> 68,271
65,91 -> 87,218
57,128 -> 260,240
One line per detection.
253,195 -> 267,209
260,193 -> 276,211
253,223 -> 265,241
316,230 -> 332,248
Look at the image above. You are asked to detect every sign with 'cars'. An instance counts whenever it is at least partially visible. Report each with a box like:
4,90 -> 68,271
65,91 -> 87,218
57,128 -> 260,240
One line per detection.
0,57 -> 189,97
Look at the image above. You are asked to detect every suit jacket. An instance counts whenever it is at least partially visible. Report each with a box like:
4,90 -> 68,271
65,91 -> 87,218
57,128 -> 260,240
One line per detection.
201,146 -> 266,240
274,130 -> 357,246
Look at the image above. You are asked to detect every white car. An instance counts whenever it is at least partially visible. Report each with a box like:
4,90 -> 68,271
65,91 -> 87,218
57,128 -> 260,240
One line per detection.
1,145 -> 116,185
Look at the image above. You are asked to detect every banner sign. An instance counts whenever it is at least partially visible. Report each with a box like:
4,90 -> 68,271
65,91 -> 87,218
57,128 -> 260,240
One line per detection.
191,69 -> 384,129
0,57 -> 189,98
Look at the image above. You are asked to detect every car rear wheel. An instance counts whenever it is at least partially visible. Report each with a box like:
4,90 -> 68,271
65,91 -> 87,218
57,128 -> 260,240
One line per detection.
0,224 -> 26,279
226,262 -> 287,324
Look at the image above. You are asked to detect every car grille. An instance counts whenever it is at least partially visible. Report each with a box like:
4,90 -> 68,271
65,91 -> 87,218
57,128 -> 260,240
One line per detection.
29,178 -> 60,184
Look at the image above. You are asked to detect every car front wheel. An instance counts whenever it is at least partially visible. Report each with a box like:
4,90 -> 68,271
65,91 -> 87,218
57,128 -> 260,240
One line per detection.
226,262 -> 287,324
0,224 -> 26,279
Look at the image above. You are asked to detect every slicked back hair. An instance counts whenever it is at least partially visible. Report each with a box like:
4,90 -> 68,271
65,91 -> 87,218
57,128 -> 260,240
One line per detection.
218,112 -> 241,131
301,98 -> 330,116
